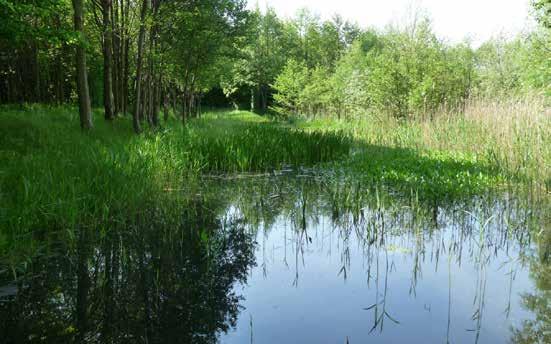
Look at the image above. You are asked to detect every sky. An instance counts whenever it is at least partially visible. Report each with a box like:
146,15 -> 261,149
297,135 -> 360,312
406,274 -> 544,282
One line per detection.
247,0 -> 535,46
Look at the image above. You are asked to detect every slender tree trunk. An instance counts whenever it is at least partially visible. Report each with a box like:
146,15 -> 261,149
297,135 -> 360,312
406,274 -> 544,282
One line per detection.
55,51 -> 63,103
132,0 -> 148,133
148,0 -> 160,127
182,89 -> 187,123
143,74 -> 148,123
171,87 -> 176,115
197,94 -> 202,118
260,84 -> 268,114
146,45 -> 154,126
146,73 -> 153,126
163,86 -> 169,122
123,36 -> 129,116
189,93 -> 194,118
250,88 -> 255,112
120,0 -> 128,116
32,42 -> 40,103
72,0 -> 93,130
112,0 -> 121,115
102,0 -> 115,120
153,74 -> 161,126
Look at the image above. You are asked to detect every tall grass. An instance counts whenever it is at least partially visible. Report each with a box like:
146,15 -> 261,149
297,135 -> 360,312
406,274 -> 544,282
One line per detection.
297,95 -> 550,193
0,106 -> 350,259
459,96 -> 549,184
1,99 -> 548,262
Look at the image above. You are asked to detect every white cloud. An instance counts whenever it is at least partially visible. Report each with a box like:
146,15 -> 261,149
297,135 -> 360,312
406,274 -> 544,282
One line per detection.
247,0 -> 535,45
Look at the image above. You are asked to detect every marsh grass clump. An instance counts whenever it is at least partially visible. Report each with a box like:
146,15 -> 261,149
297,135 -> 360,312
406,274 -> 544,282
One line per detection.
297,94 -> 550,197
0,106 -> 351,260
177,125 -> 351,172
344,147 -> 504,200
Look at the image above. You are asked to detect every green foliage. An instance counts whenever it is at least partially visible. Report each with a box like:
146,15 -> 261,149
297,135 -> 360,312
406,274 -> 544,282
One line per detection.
342,147 -> 504,199
1,102 -> 547,260
475,31 -> 550,98
0,106 -> 350,256
272,15 -> 549,119
273,20 -> 477,118
532,0 -> 551,28
161,0 -> 248,95
178,120 -> 350,172
0,0 -> 73,46
220,7 -> 287,104
271,59 -> 310,116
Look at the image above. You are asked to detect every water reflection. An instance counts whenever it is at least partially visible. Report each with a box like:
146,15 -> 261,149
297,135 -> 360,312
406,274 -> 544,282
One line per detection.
0,175 -> 548,343
510,227 -> 550,344
0,203 -> 255,343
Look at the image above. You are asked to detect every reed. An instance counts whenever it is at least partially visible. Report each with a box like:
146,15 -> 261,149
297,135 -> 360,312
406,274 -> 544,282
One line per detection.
0,106 -> 350,258
297,95 -> 550,195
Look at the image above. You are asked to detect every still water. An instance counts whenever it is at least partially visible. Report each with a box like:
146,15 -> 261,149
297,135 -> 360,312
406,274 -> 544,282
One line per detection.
0,175 -> 548,343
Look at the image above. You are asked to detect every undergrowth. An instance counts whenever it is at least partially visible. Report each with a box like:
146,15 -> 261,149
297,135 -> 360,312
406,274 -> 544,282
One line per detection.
1,103 -> 548,261
0,106 -> 349,258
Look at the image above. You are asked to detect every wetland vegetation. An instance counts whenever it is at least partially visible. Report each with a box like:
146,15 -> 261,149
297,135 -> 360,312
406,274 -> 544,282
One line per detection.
0,0 -> 550,343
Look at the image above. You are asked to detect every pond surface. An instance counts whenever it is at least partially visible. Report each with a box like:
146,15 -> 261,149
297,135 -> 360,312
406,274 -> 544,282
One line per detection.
1,175 -> 549,343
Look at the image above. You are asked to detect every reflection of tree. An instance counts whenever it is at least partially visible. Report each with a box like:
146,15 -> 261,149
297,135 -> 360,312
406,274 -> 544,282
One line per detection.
0,249 -> 75,342
1,175 -> 546,343
511,228 -> 550,344
224,175 -> 543,342
0,201 -> 255,344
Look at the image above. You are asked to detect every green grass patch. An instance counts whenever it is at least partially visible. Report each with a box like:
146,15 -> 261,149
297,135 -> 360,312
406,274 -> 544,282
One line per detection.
0,106 -> 350,259
295,112 -> 549,197
1,104 -> 547,263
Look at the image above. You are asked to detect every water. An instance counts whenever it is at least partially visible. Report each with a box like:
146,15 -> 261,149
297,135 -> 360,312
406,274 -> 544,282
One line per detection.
0,175 -> 548,343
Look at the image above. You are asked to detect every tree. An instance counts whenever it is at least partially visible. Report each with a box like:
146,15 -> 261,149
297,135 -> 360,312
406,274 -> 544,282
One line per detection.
272,59 -> 309,116
221,6 -> 286,113
160,0 -> 248,120
532,0 -> 551,28
101,0 -> 115,120
72,0 -> 93,130
132,0 -> 148,133
0,0 -> 74,104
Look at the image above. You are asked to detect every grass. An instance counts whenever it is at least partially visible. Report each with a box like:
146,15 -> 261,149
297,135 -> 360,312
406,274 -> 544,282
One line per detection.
177,111 -> 351,172
0,105 -> 350,260
295,95 -> 550,196
1,100 -> 548,262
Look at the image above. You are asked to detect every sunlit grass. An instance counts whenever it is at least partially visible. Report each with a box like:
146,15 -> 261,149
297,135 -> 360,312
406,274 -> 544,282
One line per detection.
0,105 -> 350,259
296,95 -> 550,195
1,101 -> 548,262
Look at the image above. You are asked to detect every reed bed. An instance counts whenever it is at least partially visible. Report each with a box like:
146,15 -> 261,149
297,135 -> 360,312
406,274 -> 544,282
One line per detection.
1,100 -> 548,260
297,95 -> 550,193
0,106 -> 350,258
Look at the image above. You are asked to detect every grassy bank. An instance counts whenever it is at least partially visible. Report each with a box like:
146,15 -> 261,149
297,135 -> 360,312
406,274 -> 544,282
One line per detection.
0,106 -> 350,259
297,96 -> 550,197
1,103 -> 549,261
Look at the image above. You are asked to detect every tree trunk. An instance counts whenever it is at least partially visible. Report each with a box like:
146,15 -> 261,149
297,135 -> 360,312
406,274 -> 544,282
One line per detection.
261,84 -> 268,114
148,0 -> 160,127
122,36 -> 129,116
112,0 -> 121,115
250,88 -> 255,111
132,0 -> 148,133
171,87 -> 176,116
163,86 -> 169,122
72,0 -> 93,130
181,91 -> 187,122
102,0 -> 115,120
153,74 -> 161,126
32,42 -> 40,103
120,0 -> 129,116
